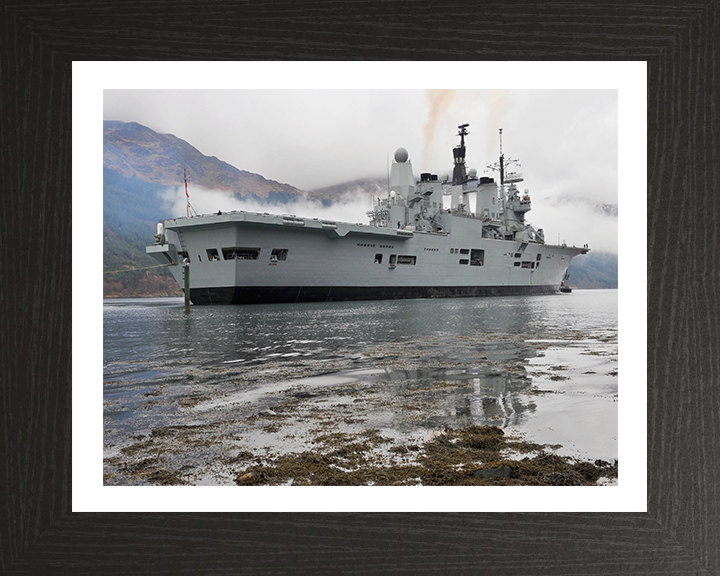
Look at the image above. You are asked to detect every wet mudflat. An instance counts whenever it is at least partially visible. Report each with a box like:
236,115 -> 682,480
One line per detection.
103,293 -> 619,487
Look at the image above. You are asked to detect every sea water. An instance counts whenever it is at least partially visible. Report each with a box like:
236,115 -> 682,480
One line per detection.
103,290 -> 618,482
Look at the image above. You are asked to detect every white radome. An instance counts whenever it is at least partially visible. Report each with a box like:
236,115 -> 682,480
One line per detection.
394,147 -> 409,163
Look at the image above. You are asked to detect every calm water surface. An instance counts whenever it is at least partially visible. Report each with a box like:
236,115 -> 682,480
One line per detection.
104,290 -> 616,374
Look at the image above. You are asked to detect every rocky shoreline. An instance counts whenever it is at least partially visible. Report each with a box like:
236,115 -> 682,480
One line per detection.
105,416 -> 618,487
104,332 -> 618,487
231,424 -> 618,487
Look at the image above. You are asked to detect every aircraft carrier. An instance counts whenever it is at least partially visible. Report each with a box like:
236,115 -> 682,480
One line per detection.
146,124 -> 589,305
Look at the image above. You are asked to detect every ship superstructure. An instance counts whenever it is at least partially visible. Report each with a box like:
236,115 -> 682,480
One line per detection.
146,125 -> 588,305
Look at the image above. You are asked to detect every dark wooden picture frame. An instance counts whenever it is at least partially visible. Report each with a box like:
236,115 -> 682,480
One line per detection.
2,2 -> 718,574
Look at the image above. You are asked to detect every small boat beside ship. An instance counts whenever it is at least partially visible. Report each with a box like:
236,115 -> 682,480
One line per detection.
560,272 -> 573,293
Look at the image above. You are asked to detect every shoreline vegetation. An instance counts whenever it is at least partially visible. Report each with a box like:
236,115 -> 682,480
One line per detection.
236,423 -> 619,486
103,272 -> 182,298
107,422 -> 617,487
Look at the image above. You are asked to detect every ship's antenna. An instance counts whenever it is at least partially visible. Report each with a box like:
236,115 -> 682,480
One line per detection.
499,128 -> 504,185
486,128 -> 520,187
184,169 -> 197,217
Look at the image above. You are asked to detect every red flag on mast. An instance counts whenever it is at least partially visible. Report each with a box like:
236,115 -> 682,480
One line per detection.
184,169 -> 189,217
183,168 -> 197,217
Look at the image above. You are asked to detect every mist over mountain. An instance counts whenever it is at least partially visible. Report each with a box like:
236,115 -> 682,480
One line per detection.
103,121 -> 617,296
309,177 -> 388,202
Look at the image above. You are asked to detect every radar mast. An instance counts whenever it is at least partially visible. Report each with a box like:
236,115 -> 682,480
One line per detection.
452,123 -> 470,185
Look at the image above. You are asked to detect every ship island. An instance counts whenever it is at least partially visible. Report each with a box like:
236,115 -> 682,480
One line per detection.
146,124 -> 589,305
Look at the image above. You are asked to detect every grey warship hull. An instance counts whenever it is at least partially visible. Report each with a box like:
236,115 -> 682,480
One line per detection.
147,125 -> 588,305
147,210 -> 586,305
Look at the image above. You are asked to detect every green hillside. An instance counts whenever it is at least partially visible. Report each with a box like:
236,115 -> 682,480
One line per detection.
103,168 -> 180,297
565,251 -> 618,289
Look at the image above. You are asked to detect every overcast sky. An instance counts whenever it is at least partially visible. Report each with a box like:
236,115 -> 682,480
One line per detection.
104,89 -> 618,252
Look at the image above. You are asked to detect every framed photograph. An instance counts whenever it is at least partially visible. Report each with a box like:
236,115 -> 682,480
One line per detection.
2,3 -> 717,574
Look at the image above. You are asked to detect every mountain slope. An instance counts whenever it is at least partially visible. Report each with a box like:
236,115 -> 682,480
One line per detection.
103,120 -> 312,297
103,168 -> 182,297
104,120 -> 305,198
566,251 -> 618,289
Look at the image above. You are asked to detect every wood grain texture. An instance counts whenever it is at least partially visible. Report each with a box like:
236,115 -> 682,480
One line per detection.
1,1 -> 718,574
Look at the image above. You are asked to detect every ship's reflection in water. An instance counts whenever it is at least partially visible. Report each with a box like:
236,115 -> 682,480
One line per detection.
378,364 -> 537,433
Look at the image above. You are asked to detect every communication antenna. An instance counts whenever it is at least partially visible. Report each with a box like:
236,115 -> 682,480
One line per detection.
486,128 -> 520,185
184,169 -> 198,217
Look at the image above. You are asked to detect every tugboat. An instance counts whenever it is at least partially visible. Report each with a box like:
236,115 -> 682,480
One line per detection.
559,272 -> 572,293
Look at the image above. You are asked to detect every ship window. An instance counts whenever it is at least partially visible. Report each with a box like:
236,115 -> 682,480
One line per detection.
397,255 -> 416,265
460,248 -> 469,255
515,253 -> 522,258
389,254 -> 397,266
271,248 -> 288,261
514,262 -> 521,267
470,249 -> 485,266
374,253 -> 383,264
459,259 -> 469,265
198,254 -> 202,262
536,254 -> 542,261
206,248 -> 219,261
521,261 -> 531,268
222,247 -> 261,260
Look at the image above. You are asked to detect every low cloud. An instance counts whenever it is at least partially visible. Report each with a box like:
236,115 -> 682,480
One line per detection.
530,200 -> 618,254
159,186 -> 376,224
